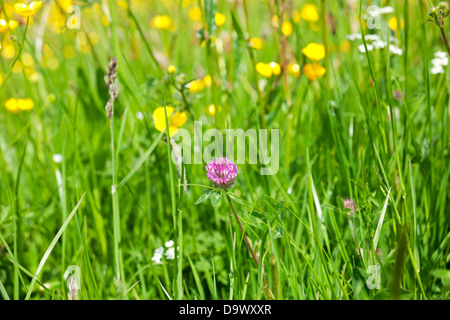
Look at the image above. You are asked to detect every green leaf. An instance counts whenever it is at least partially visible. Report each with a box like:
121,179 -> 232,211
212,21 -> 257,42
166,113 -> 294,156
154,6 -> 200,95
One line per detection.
273,225 -> 284,239
210,191 -> 222,207
195,190 -> 216,205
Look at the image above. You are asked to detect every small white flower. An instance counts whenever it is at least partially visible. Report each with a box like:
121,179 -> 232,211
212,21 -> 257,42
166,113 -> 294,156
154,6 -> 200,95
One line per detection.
165,240 -> 174,248
53,154 -> 63,164
151,247 -> 165,264
136,111 -> 144,120
372,40 -> 387,49
431,64 -> 445,75
359,43 -> 374,53
365,34 -> 380,41
390,45 -> 403,56
432,57 -> 448,66
435,51 -> 447,59
346,33 -> 362,41
165,247 -> 175,260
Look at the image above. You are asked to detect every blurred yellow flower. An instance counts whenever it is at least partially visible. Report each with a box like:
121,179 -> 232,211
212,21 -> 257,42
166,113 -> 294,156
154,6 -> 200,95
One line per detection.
249,37 -> 263,50
302,63 -> 326,81
388,17 -> 405,32
168,65 -> 176,74
18,98 -> 34,110
187,79 -> 205,92
300,4 -> 319,22
208,104 -> 216,116
101,15 -> 110,26
302,43 -> 325,61
116,0 -> 128,10
153,106 -> 187,137
215,12 -> 226,26
12,61 -> 23,74
4,98 -> 34,113
14,1 -> 42,17
21,52 -> 34,67
5,98 -> 19,113
256,62 -> 272,78
256,62 -> 280,78
271,15 -> 279,28
0,19 -> 19,33
287,63 -> 301,77
270,62 -> 281,75
203,75 -> 212,87
293,10 -> 301,23
1,44 -> 16,59
189,7 -> 202,21
151,15 -> 173,30
340,40 -> 350,52
63,45 -> 75,59
282,21 -> 293,37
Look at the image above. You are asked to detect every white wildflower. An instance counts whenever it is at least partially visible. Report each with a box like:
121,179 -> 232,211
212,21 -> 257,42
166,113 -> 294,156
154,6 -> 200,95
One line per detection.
151,247 -> 164,264
165,240 -> 174,248
365,34 -> 380,41
431,64 -> 445,75
346,33 -> 362,41
53,154 -> 63,164
136,111 -> 144,120
390,45 -> 403,56
165,247 -> 175,260
372,40 -> 387,49
359,43 -> 374,53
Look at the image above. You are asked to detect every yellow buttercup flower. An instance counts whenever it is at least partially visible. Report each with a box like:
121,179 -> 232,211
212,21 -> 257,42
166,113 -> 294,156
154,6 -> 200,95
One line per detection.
0,19 -> 19,33
256,62 -> 272,78
153,106 -> 187,137
388,17 -> 405,32
300,4 -> 319,22
168,65 -> 176,74
249,37 -> 263,50
4,98 -> 34,113
203,75 -> 212,87
282,21 -> 293,37
151,15 -> 173,30
287,63 -> 301,77
5,98 -> 19,113
14,1 -> 42,17
21,52 -> 34,67
302,63 -> 326,81
1,44 -> 16,59
215,12 -> 226,26
270,62 -> 281,76
208,104 -> 216,116
189,7 -> 202,21
302,43 -> 325,61
18,98 -> 34,110
256,62 -> 280,78
187,79 -> 205,93
116,0 -> 128,10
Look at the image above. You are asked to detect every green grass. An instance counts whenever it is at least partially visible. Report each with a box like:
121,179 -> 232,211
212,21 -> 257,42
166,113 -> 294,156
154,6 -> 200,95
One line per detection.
0,0 -> 449,300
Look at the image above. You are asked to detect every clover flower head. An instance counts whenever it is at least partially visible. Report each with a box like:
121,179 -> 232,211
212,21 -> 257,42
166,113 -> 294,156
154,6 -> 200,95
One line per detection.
343,198 -> 357,216
205,157 -> 238,189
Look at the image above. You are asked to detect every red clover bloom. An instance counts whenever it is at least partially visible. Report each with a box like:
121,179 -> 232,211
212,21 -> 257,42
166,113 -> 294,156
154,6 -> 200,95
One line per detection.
205,157 -> 238,189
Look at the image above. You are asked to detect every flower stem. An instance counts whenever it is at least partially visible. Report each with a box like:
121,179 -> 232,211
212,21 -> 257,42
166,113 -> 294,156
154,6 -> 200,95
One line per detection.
439,26 -> 450,56
226,195 -> 271,299
0,17 -> 29,91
